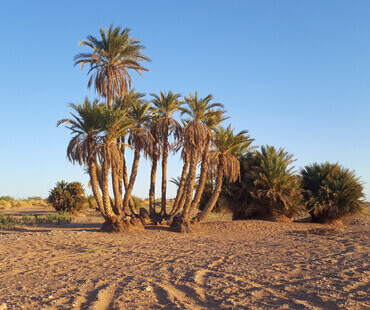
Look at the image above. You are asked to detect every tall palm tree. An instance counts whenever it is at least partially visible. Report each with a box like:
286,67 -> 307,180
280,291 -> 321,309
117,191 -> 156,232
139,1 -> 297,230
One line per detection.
97,106 -> 133,216
189,108 -> 228,213
179,92 -> 225,220
192,125 -> 253,224
114,89 -> 146,211
122,100 -> 153,214
74,25 -> 150,109
150,91 -> 182,215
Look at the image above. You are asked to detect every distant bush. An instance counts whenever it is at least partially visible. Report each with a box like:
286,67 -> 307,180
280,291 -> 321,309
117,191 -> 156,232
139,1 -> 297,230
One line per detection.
48,181 -> 87,214
0,196 -> 47,209
301,162 -> 365,223
224,146 -> 303,221
0,196 -> 15,202
26,196 -> 43,200
132,196 -> 144,209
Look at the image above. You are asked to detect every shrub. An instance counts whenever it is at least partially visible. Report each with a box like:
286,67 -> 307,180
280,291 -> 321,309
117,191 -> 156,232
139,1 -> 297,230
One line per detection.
0,196 -> 15,202
48,181 -> 87,214
224,146 -> 303,221
0,213 -> 18,228
301,162 -> 365,223
132,196 -> 144,209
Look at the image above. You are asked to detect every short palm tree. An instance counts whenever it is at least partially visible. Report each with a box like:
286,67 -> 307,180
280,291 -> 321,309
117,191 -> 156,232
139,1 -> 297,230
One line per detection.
57,98 -> 106,217
251,146 -> 303,221
301,162 -> 365,223
150,90 -> 182,215
74,25 -> 150,108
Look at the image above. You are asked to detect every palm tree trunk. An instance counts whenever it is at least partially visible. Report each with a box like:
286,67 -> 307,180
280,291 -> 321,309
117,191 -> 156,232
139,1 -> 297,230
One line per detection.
111,156 -> 122,215
101,155 -> 116,219
122,149 -> 141,215
192,164 -> 223,224
181,148 -> 198,218
88,158 -> 106,219
170,151 -> 198,233
120,142 -> 137,213
189,142 -> 210,214
170,154 -> 189,216
161,131 -> 169,216
107,77 -> 112,109
149,145 -> 159,216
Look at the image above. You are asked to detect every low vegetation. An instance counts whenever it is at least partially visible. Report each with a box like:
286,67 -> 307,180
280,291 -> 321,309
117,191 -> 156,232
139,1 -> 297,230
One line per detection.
0,211 -> 72,228
223,146 -> 303,221
301,162 -> 365,223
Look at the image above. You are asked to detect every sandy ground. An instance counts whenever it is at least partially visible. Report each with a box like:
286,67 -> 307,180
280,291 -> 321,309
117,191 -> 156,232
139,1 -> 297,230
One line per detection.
0,207 -> 368,310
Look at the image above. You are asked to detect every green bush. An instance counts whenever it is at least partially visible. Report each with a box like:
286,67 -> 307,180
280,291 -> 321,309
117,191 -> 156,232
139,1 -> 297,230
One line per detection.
301,162 -> 365,223
48,181 -> 87,214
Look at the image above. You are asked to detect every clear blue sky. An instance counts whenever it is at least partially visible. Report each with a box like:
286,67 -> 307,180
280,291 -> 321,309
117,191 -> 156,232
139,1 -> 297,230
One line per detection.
0,0 -> 369,200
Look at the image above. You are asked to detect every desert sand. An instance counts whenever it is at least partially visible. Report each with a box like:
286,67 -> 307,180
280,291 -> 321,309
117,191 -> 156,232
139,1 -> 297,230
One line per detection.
0,207 -> 368,310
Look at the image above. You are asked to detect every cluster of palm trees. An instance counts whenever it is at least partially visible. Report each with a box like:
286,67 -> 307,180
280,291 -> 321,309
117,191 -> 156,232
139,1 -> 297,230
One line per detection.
59,25 -> 254,232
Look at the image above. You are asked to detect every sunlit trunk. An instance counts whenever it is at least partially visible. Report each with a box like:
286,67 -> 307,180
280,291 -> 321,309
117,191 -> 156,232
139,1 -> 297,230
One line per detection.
170,154 -> 189,216
181,149 -> 198,219
149,145 -> 159,216
161,130 -> 169,215
193,163 -> 223,224
189,142 -> 210,214
111,155 -> 122,215
122,149 -> 141,215
101,153 -> 116,219
88,158 -> 106,219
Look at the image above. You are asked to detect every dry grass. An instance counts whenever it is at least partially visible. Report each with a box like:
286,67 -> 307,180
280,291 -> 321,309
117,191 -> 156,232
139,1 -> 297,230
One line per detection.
0,198 -> 47,210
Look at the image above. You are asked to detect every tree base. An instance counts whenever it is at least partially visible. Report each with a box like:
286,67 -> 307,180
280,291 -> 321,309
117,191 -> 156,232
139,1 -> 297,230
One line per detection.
139,208 -> 154,225
170,215 -> 193,233
100,215 -> 145,233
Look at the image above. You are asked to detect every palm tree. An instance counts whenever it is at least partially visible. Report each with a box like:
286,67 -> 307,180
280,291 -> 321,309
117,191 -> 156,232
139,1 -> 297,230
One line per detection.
57,98 -> 106,218
122,100 -> 153,214
179,92 -> 225,221
74,25 -> 150,109
301,162 -> 364,223
251,145 -> 302,221
150,91 -> 182,216
97,106 -> 133,216
189,107 -> 228,213
192,125 -> 253,224
114,90 -> 146,212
